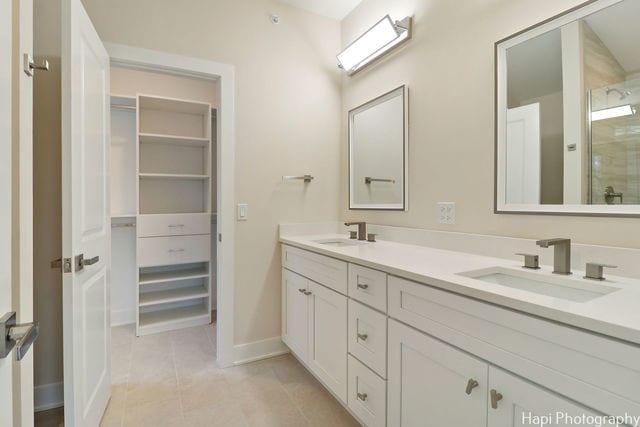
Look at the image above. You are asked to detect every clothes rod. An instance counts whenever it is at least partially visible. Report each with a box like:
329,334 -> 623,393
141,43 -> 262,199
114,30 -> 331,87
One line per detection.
110,103 -> 136,111
111,223 -> 135,228
365,177 -> 395,184
282,175 -> 314,183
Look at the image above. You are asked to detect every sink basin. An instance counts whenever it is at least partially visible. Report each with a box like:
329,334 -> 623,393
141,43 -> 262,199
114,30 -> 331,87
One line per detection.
312,238 -> 365,247
458,267 -> 620,303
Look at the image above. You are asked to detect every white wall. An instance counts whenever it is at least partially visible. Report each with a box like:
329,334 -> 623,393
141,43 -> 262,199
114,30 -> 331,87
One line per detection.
341,0 -> 639,249
80,0 -> 343,347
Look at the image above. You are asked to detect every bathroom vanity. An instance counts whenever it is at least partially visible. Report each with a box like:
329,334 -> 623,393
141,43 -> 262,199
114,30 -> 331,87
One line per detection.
279,233 -> 640,427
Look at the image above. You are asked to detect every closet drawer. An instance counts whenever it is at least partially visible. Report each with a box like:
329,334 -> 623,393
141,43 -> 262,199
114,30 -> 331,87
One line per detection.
138,235 -> 210,267
348,355 -> 386,427
349,300 -> 387,378
348,264 -> 387,312
138,213 -> 210,237
281,245 -> 347,294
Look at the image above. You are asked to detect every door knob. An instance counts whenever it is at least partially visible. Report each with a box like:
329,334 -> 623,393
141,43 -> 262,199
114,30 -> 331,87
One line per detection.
465,379 -> 479,395
490,389 -> 503,409
1,312 -> 39,361
23,53 -> 50,76
75,254 -> 100,271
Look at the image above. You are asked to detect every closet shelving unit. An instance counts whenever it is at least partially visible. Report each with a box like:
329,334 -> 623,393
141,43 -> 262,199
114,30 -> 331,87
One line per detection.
135,94 -> 213,336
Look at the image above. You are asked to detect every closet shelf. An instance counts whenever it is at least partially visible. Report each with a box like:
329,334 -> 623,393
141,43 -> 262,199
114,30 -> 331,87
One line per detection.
139,285 -> 209,307
139,173 -> 210,180
139,304 -> 209,329
139,267 -> 209,286
139,132 -> 210,147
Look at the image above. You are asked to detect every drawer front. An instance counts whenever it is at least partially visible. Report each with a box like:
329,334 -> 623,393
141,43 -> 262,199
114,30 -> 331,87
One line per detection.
138,213 -> 211,237
388,275 -> 640,419
348,264 -> 387,313
282,245 -> 347,294
349,300 -> 387,378
138,235 -> 210,267
348,355 -> 386,427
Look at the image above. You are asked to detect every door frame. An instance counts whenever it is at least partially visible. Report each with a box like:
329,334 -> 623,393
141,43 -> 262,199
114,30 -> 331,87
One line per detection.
105,43 -> 236,367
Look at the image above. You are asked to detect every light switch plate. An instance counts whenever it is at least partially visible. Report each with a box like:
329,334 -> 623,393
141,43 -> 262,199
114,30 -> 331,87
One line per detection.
437,202 -> 455,224
237,203 -> 248,221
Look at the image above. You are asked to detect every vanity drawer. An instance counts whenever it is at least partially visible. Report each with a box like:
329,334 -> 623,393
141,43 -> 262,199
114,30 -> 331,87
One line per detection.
349,299 -> 387,378
138,213 -> 210,237
282,245 -> 347,294
138,235 -> 210,267
348,264 -> 387,313
388,275 -> 640,419
348,355 -> 386,427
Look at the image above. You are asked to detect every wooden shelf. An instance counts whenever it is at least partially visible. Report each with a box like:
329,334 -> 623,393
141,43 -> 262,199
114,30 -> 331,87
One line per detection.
139,173 -> 209,180
139,304 -> 209,329
139,267 -> 209,286
139,285 -> 208,307
139,132 -> 209,147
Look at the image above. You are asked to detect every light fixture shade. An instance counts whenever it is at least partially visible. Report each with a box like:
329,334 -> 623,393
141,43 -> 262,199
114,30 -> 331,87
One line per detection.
337,15 -> 412,75
591,105 -> 635,121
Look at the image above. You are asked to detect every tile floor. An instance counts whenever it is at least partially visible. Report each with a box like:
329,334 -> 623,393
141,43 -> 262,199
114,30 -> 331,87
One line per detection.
100,323 -> 360,427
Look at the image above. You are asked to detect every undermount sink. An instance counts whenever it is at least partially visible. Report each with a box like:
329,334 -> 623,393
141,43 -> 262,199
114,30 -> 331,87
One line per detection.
312,238 -> 366,247
458,266 -> 620,303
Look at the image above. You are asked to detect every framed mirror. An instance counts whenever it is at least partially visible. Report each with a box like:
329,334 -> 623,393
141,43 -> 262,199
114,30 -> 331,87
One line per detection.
495,0 -> 640,216
349,85 -> 408,210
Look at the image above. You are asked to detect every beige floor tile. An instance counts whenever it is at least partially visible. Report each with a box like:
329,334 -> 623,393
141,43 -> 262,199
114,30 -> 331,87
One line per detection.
178,370 -> 231,413
126,375 -> 179,408
122,399 -> 184,427
183,402 -> 247,427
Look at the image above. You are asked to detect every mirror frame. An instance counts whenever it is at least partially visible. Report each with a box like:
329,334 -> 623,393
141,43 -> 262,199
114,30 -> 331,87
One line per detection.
349,85 -> 409,211
494,0 -> 640,217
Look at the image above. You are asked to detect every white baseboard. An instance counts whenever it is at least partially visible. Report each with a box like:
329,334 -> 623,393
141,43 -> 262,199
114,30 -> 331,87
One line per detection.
234,336 -> 289,365
34,381 -> 64,412
111,308 -> 135,327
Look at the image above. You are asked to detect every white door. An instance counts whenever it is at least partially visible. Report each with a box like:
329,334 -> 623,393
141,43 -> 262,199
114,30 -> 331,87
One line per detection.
488,367 -> 612,426
387,319 -> 489,427
307,281 -> 347,403
61,0 -> 111,425
282,269 -> 309,361
506,103 -> 541,204
0,0 -> 14,423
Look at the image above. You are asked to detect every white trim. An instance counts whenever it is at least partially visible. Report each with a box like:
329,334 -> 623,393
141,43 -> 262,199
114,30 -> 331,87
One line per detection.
34,382 -> 64,412
234,337 -> 289,365
110,309 -> 135,327
495,0 -> 640,216
104,43 -> 236,367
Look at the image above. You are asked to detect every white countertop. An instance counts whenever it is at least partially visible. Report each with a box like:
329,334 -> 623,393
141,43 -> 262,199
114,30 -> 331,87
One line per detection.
280,233 -> 640,346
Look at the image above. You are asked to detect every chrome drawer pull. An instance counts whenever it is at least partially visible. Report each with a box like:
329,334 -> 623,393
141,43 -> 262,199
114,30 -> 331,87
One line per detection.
357,283 -> 369,290
465,379 -> 479,395
357,333 -> 368,341
168,248 -> 185,253
490,389 -> 503,409
357,392 -> 368,401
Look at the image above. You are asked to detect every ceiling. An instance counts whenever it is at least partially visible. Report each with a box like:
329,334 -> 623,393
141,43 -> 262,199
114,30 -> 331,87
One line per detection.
277,0 -> 363,20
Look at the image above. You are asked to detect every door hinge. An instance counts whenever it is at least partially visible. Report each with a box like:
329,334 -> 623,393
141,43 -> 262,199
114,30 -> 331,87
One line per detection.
51,257 -> 72,273
23,53 -> 50,76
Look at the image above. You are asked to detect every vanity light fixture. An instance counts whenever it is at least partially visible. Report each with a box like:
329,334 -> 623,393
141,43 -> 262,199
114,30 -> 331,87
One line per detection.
591,105 -> 635,122
337,15 -> 412,75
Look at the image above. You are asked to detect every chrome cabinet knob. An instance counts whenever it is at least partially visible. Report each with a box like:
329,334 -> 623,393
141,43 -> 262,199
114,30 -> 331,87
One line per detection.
490,389 -> 503,409
465,379 -> 479,395
357,333 -> 368,341
357,283 -> 369,290
298,288 -> 306,293
357,392 -> 368,401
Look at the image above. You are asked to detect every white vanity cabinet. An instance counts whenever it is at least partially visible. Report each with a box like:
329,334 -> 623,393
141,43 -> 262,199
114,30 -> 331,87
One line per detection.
280,244 -> 640,427
387,319 -> 488,426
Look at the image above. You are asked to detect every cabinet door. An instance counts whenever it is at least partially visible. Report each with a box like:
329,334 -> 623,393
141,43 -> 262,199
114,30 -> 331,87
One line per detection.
388,319 -> 488,427
488,367 -> 612,427
308,281 -> 348,403
282,269 -> 309,361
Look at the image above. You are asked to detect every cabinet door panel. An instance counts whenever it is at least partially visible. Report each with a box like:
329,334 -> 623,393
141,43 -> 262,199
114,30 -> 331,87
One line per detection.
488,367 -> 614,427
388,319 -> 488,427
308,281 -> 348,403
282,269 -> 308,361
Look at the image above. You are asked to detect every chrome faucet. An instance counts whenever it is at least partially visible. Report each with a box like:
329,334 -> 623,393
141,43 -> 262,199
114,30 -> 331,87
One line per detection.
345,222 -> 367,241
536,238 -> 572,275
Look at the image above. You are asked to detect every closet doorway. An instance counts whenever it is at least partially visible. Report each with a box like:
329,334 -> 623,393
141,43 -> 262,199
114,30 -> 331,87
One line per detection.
107,44 -> 235,367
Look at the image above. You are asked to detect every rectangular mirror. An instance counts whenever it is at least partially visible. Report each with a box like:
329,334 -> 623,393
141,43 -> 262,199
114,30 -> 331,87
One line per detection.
349,85 -> 408,210
496,0 -> 640,216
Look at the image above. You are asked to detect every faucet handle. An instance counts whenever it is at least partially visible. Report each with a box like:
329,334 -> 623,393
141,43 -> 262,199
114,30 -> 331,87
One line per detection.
515,253 -> 540,270
584,262 -> 617,281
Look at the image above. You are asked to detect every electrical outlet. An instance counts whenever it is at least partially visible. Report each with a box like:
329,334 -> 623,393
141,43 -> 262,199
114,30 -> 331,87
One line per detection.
437,202 -> 456,224
237,203 -> 248,221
